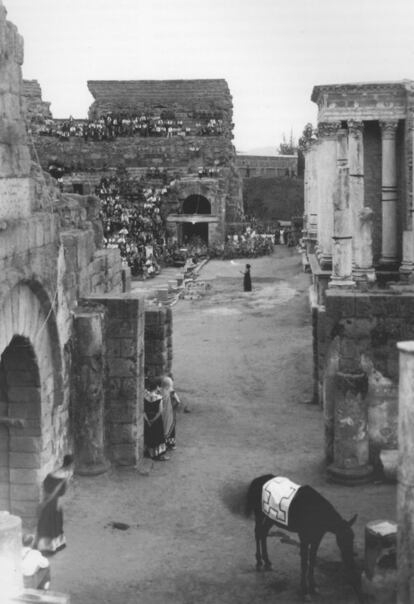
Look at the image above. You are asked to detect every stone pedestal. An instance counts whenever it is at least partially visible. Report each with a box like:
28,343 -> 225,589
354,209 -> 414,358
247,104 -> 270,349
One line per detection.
72,310 -> 110,476
362,519 -> 397,603
327,371 -> 373,484
397,341 -> 414,603
380,121 -> 399,265
0,511 -> 23,600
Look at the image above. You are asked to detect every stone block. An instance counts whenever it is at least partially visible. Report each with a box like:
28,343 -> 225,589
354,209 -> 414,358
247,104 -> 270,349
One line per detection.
110,443 -> 137,466
120,338 -> 137,358
145,340 -> 166,354
10,483 -> 39,501
110,423 -> 137,444
108,404 -> 137,424
9,436 -> 42,453
145,325 -> 167,339
108,358 -> 137,378
9,468 -> 41,485
106,338 -> 121,358
145,309 -> 165,325
10,499 -> 39,521
9,452 -> 41,469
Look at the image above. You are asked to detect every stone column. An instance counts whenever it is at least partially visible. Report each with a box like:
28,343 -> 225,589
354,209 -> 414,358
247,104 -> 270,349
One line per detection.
327,371 -> 373,484
72,310 -> 110,476
400,107 -> 414,280
397,341 -> 414,603
348,120 -> 376,282
329,128 -> 355,287
380,120 -> 399,265
0,511 -> 23,600
316,122 -> 341,269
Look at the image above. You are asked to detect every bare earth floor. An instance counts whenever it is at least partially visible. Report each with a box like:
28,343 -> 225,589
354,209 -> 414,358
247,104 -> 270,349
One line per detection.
50,247 -> 396,604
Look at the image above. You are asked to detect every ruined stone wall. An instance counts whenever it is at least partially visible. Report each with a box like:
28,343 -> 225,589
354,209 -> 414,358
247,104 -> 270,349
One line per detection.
30,133 -> 235,172
0,2 -> 128,527
25,79 -> 245,229
321,290 -> 414,468
145,306 -> 173,378
22,80 -> 51,123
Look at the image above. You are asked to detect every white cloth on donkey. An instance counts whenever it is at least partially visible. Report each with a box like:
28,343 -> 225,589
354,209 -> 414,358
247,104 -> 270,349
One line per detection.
262,476 -> 301,527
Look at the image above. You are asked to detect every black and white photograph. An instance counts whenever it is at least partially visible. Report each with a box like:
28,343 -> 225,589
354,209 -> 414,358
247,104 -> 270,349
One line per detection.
0,0 -> 413,602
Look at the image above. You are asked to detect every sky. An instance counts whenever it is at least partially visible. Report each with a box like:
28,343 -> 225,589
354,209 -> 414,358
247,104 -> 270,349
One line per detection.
5,0 -> 414,153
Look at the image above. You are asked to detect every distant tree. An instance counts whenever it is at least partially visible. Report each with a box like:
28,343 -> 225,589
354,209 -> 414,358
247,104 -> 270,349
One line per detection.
298,123 -> 317,152
278,130 -> 297,155
297,123 -> 318,178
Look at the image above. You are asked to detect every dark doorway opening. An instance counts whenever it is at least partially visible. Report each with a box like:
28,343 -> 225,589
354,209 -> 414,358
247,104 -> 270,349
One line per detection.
0,335 -> 41,523
182,195 -> 211,215
182,222 -> 209,245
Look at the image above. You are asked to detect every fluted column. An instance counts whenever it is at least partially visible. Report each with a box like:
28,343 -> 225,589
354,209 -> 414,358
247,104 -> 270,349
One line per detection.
329,128 -> 355,287
400,107 -> 414,279
348,120 -> 375,282
397,341 -> 414,603
380,120 -> 399,265
316,122 -> 341,269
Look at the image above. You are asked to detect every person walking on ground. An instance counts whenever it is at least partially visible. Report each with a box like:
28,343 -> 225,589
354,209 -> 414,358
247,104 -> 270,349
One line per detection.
160,375 -> 181,450
144,377 -> 169,461
34,454 -> 74,555
242,263 -> 252,292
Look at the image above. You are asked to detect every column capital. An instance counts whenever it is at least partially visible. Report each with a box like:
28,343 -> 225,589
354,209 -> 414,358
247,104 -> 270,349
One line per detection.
348,120 -> 364,137
380,120 -> 399,139
317,121 -> 341,140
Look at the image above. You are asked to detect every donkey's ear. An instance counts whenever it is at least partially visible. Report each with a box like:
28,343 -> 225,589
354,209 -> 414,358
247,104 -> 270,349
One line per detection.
348,514 -> 358,527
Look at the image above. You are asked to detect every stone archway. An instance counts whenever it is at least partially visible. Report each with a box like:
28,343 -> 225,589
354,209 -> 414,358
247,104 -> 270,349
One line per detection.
182,194 -> 211,214
0,282 -> 62,527
0,336 -> 41,525
182,195 -> 211,245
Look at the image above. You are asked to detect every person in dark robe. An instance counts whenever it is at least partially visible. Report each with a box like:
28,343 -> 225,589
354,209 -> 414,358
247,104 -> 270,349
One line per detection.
144,377 -> 169,461
34,454 -> 74,555
243,263 -> 252,292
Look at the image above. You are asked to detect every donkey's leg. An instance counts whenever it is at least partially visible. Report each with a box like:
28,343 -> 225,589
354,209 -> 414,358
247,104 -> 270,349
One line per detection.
260,517 -> 273,570
254,514 -> 263,570
308,537 -> 322,595
299,540 -> 310,598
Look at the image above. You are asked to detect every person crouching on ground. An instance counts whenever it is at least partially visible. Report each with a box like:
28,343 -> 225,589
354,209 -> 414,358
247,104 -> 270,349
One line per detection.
22,534 -> 51,590
34,454 -> 74,555
144,377 -> 169,461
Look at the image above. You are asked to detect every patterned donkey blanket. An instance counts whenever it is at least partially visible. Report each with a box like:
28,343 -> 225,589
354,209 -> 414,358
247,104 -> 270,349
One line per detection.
262,476 -> 301,527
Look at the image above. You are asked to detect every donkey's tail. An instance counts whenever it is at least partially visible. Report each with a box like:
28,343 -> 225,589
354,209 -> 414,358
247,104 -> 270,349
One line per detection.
245,474 -> 275,518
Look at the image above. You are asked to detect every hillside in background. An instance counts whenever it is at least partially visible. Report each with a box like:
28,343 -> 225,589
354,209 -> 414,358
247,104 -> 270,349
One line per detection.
243,176 -> 304,222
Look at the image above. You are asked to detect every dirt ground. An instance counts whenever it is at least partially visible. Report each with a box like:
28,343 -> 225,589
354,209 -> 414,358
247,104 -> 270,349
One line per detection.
49,246 -> 396,604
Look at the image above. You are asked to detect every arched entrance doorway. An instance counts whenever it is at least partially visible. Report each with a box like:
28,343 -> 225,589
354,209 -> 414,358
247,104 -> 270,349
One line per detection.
182,195 -> 211,245
0,282 -> 63,528
0,336 -> 41,525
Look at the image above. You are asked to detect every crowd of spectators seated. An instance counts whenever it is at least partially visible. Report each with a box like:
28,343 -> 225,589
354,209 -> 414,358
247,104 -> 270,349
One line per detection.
29,113 -> 224,141
197,166 -> 221,178
213,227 -> 275,259
97,172 -> 169,278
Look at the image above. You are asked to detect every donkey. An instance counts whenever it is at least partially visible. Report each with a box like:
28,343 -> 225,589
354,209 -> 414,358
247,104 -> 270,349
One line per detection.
245,474 -> 364,602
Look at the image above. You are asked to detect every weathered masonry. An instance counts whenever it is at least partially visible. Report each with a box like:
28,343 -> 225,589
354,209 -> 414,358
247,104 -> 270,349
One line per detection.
303,81 -> 414,484
236,153 -> 298,178
26,79 -> 244,247
0,1 -> 149,529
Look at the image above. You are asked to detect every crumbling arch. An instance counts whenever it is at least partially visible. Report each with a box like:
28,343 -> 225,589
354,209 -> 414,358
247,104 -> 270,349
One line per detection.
0,281 -> 62,527
182,194 -> 211,215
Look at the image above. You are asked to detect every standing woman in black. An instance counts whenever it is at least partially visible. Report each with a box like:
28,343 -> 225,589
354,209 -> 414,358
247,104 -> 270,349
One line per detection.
243,263 -> 252,292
